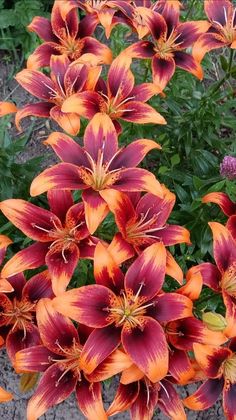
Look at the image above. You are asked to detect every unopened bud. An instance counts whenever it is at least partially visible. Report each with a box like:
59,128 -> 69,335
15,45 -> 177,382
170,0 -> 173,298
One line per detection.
202,312 -> 227,331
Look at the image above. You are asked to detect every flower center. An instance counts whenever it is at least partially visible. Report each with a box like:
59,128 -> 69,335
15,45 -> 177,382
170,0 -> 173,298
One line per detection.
212,7 -> 236,43
154,29 -> 183,58
224,354 -> 236,384
50,338 -> 83,386
126,209 -> 163,246
78,146 -> 121,191
2,298 -> 35,338
221,263 -> 236,297
58,38 -> 84,60
106,283 -> 155,329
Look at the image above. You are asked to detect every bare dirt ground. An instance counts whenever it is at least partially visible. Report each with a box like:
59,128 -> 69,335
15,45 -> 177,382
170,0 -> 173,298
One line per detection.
0,57 -> 226,419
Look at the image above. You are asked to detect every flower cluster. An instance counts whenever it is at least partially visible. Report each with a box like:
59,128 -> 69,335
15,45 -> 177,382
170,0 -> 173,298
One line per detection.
0,0 -> 236,419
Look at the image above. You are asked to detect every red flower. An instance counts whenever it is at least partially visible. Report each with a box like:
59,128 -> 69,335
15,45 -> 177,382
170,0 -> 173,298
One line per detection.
30,114 -> 163,234
0,271 -> 53,364
0,191 -> 98,295
27,0 -> 111,69
15,54 -> 101,136
184,339 -> 236,418
53,242 -> 193,380
193,0 -> 236,63
15,299 -> 131,419
61,54 -> 166,133
203,192 -> 236,240
125,6 -> 209,91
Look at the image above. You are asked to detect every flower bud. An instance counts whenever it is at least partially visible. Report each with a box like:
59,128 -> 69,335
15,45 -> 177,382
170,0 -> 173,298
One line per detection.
202,312 -> 227,331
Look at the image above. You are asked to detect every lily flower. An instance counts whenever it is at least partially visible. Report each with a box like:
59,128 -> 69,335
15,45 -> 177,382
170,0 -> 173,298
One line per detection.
0,102 -> 17,117
53,242 -> 193,380
27,0 -> 111,69
61,54 -> 166,134
30,114 -> 164,234
100,186 -> 190,254
124,6 -> 209,91
15,299 -> 130,420
107,368 -> 186,419
202,192 -> 236,239
15,54 -> 102,136
0,235 -> 15,293
192,0 -> 236,63
0,190 -> 98,295
0,270 -> 54,364
184,338 -> 236,418
76,0 -> 133,38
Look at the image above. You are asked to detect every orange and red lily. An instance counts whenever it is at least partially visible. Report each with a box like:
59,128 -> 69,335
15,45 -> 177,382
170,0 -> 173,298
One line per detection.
203,192 -> 236,239
0,191 -> 98,295
125,6 -> 209,91
15,298 -> 133,420
53,242 -> 193,380
0,235 -> 15,293
15,54 -> 101,135
61,54 -> 166,133
100,186 -> 190,254
0,271 -> 53,364
184,338 -> 236,418
30,114 -> 163,234
27,0 -> 111,69
192,0 -> 236,63
76,0 -> 132,38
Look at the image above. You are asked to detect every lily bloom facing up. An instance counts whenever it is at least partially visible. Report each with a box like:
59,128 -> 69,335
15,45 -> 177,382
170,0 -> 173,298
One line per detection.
53,242 -> 193,380
184,338 -> 236,419
61,54 -> 166,134
15,298 -> 132,420
0,191 -> 98,295
192,0 -> 236,63
100,186 -> 190,254
125,5 -> 209,91
15,54 -> 102,136
30,114 -> 163,234
27,0 -> 111,69
0,271 -> 54,364
203,192 -> 236,239
107,366 -> 186,419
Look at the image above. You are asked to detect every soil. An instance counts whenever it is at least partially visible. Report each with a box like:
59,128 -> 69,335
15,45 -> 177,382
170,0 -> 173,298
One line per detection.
0,57 -> 226,419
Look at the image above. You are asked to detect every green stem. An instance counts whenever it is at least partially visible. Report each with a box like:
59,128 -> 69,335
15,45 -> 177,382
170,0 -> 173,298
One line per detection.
209,49 -> 234,97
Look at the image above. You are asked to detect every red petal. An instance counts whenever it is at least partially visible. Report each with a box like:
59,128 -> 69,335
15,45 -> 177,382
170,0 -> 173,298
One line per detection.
193,343 -> 231,378
136,186 -> 175,227
15,102 -> 53,131
158,379 -> 186,419
22,270 -> 54,302
51,1 -> 78,39
121,100 -> 166,125
204,0 -> 233,25
110,139 -> 161,170
174,51 -> 203,80
0,235 -> 12,266
64,61 -> 88,93
122,317 -> 168,382
184,378 -> 224,410
223,382 -> 236,419
152,55 -> 176,91
65,202 -> 89,240
94,242 -> 124,293
192,32 -> 226,63
125,242 -> 166,300
157,225 -> 191,246
0,101 -> 17,116
30,162 -> 87,197
84,112 -> 118,162
148,292 -> 193,322
27,363 -> 76,420
169,349 -> 195,384
166,250 -> 184,284
80,325 -> 121,374
26,43 -> 60,69
107,232 -> 135,265
175,21 -> 211,49
81,36 -> 112,64
0,198 -> 62,242
36,298 -> 79,354
27,16 -> 57,42
113,167 -> 163,197
44,131 -> 89,166
202,192 -> 236,217
50,54 -> 70,86
108,54 -> 133,99
107,382 -> 139,417
146,11 -> 167,40
6,324 -> 40,363
53,284 -> 115,327
50,106 -> 81,136
130,380 -> 158,420
15,345 -> 56,372
125,40 -> 155,59
61,91 -> 102,118
86,348 -> 132,382
209,222 -> 236,273
82,190 -> 109,234
76,378 -> 107,419
45,242 -> 80,296
47,190 -> 74,224
15,69 -> 54,100
130,82 -> 161,102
